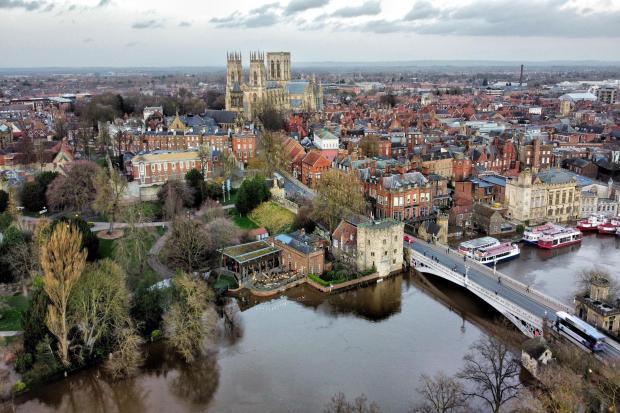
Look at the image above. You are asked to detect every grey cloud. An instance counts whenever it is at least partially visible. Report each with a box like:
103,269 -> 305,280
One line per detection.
178,21 -> 191,27
97,0 -> 111,7
343,0 -> 620,38
211,4 -> 281,28
331,0 -> 380,18
83,37 -> 93,43
125,41 -> 140,47
284,0 -> 328,15
131,19 -> 164,29
404,0 -> 440,21
0,0 -> 45,11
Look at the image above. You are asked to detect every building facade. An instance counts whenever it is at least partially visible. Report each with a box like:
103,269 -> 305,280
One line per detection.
225,51 -> 323,119
131,150 -> 205,186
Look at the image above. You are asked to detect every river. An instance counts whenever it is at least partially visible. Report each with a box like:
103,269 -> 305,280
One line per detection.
7,234 -> 620,413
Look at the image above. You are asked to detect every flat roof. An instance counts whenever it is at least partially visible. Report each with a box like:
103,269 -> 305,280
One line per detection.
221,241 -> 280,264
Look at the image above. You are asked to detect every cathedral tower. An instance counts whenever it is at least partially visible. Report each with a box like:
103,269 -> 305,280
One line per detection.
267,52 -> 291,83
249,51 -> 266,88
225,52 -> 244,112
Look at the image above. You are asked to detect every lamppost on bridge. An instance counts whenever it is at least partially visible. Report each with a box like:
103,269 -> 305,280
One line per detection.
464,265 -> 470,283
493,258 -> 497,275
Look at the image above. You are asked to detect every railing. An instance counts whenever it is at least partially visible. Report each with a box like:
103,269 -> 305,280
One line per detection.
418,240 -> 572,314
412,251 -> 543,331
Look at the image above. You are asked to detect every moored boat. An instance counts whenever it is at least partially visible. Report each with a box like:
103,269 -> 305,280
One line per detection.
458,236 -> 500,257
577,215 -> 605,232
597,217 -> 620,235
472,242 -> 521,265
522,222 -> 561,244
537,227 -> 582,249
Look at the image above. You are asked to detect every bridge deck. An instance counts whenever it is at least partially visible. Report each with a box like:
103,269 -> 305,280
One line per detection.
408,240 -> 569,322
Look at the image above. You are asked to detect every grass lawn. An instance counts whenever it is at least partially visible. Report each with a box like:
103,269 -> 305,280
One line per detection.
249,202 -> 295,235
230,210 -> 259,230
0,295 -> 29,331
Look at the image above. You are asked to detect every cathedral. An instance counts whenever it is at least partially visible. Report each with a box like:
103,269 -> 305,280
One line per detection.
225,51 -> 323,119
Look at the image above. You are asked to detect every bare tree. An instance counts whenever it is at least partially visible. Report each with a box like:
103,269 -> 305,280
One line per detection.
535,365 -> 586,413
457,335 -> 522,413
92,156 -> 127,234
104,323 -> 144,380
40,223 -> 87,366
257,131 -> 286,175
412,372 -> 469,413
576,268 -> 619,303
3,240 -> 38,296
324,393 -> 381,413
313,169 -> 366,232
163,218 -> 213,272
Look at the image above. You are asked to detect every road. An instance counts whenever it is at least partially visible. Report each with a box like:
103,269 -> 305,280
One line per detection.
277,169 -> 316,200
408,240 -> 620,360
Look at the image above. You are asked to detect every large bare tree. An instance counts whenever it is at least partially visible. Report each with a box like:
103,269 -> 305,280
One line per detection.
313,169 -> 366,232
40,223 -> 87,366
413,372 -> 469,413
92,156 -> 127,234
457,335 -> 522,413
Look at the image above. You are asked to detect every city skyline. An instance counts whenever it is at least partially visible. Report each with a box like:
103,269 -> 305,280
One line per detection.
2,0 -> 620,68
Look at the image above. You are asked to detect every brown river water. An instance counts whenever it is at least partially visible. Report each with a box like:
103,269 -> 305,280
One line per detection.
6,234 -> 620,413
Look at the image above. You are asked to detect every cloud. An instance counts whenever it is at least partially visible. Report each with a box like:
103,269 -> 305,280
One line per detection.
331,0 -> 380,18
131,19 -> 164,29
97,0 -> 111,7
83,37 -> 93,43
404,0 -> 440,21
337,0 -> 620,38
0,0 -> 45,11
211,3 -> 282,28
125,41 -> 140,47
178,21 -> 191,27
284,0 -> 328,15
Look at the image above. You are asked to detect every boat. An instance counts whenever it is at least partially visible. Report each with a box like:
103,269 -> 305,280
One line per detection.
471,242 -> 521,265
597,217 -> 620,235
576,215 -> 605,232
522,222 -> 561,244
458,236 -> 500,257
537,227 -> 582,249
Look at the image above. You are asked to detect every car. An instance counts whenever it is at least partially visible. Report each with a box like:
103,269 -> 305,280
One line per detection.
404,234 -> 415,244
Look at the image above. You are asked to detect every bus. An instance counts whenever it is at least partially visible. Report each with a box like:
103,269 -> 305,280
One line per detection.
554,311 -> 606,352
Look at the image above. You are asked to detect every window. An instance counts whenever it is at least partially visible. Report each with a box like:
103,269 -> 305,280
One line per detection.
371,252 -> 375,257
383,239 -> 386,245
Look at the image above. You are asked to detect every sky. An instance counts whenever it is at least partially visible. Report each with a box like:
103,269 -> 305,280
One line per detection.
1,0 -> 620,67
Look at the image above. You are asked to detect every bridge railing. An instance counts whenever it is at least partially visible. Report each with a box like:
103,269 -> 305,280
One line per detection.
412,251 -> 543,333
416,240 -> 572,314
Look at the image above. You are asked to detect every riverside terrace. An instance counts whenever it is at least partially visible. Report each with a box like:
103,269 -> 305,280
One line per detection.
220,240 -> 281,283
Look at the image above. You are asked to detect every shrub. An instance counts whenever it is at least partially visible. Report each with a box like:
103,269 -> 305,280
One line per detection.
20,181 -> 46,212
12,380 -> 26,394
14,353 -> 33,373
0,189 -> 8,213
150,329 -> 163,342
0,212 -> 12,231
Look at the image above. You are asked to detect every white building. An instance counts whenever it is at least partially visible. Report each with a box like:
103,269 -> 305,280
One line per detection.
313,128 -> 339,150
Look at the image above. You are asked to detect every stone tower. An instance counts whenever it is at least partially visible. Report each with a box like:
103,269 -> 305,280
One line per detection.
560,99 -> 571,117
249,51 -> 266,88
225,52 -> 244,112
590,277 -> 610,302
267,52 -> 291,83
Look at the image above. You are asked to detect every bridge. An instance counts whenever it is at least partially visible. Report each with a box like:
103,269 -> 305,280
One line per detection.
405,238 -> 620,360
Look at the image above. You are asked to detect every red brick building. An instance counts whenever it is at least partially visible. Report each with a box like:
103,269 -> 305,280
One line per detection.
364,172 -> 433,221
231,134 -> 256,165
273,230 -> 326,275
131,150 -> 207,186
301,151 -> 331,188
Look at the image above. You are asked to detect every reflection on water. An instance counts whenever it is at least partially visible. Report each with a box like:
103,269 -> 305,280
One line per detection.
8,273 -> 492,413
499,234 -> 620,302
9,236 -> 620,413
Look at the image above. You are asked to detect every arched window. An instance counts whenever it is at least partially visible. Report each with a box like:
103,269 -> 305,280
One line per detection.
253,71 -> 257,84
271,61 -> 275,78
277,61 -> 281,79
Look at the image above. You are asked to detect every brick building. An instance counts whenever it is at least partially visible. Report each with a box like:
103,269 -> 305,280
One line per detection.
274,230 -> 325,275
364,172 -> 432,221
131,150 -> 207,186
231,134 -> 257,165
301,151 -> 331,188
517,138 -> 554,172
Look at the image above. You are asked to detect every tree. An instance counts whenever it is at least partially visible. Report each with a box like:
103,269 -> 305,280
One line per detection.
158,180 -> 194,219
380,91 -> 397,108
20,181 -> 46,212
457,335 -> 522,413
412,372 -> 468,413
197,144 -> 211,179
257,132 -> 286,175
235,175 -> 270,215
113,210 -> 157,289
52,217 -> 99,261
92,157 -> 128,234
293,203 -> 316,234
163,218 -> 213,272
130,272 -> 169,337
255,102 -> 287,132
185,168 -> 205,208
3,239 -> 38,295
535,365 -> 586,413
323,393 -> 381,413
0,189 -> 7,213
21,282 -> 51,357
104,323 -> 144,380
163,274 -> 214,363
359,135 -> 381,157
46,160 -> 101,213
40,223 -> 87,366
313,170 -> 365,232
69,259 -> 130,358
219,148 -> 237,181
